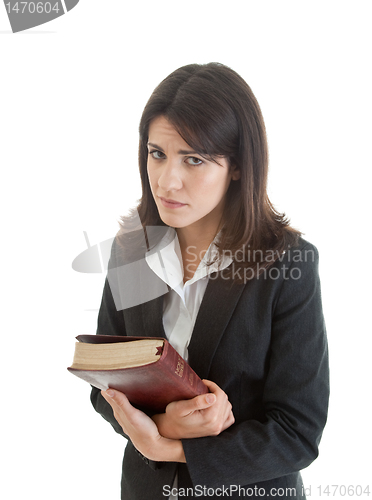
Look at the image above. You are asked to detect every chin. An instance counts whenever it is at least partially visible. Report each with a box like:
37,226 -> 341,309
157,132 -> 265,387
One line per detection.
157,210 -> 191,229
159,216 -> 188,229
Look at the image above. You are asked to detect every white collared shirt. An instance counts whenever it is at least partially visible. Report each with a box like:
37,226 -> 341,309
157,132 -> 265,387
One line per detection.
145,227 -> 232,361
145,228 -> 232,500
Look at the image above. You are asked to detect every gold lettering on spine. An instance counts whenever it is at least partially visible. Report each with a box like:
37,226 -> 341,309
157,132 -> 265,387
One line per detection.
175,358 -> 184,377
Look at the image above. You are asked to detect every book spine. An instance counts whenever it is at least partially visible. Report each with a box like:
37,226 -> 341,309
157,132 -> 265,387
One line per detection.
159,341 -> 208,397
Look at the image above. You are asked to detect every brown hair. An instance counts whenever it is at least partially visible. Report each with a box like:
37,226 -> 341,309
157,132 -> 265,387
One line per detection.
120,62 -> 301,281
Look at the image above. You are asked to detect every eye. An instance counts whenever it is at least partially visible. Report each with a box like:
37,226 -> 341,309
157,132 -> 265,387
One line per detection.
186,156 -> 203,166
148,150 -> 165,160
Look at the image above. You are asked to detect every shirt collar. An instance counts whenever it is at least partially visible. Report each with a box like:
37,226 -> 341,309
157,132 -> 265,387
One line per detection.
145,227 -> 232,292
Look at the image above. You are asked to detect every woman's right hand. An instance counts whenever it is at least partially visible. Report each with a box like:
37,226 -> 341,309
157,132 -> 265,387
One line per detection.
151,379 -> 235,439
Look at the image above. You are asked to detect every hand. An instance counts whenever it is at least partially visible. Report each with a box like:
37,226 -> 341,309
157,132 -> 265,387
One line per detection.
101,389 -> 185,463
152,379 -> 235,439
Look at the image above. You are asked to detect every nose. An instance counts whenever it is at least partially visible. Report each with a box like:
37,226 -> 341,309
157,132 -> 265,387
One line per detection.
157,158 -> 183,192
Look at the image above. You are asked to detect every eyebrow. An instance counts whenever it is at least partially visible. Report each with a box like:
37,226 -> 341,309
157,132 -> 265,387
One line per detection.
147,142 -> 199,155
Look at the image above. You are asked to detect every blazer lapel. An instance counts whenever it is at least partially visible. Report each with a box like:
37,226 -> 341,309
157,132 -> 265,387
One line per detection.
139,259 -> 168,339
141,294 -> 166,339
138,262 -> 245,378
188,274 -> 245,379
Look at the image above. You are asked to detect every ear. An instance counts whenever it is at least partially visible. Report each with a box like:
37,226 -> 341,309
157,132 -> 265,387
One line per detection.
230,166 -> 241,181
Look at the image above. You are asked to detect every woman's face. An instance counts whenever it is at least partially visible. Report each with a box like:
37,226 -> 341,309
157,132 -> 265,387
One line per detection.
147,116 -> 239,234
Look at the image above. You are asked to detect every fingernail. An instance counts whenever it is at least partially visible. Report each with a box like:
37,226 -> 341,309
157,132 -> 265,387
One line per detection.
206,394 -> 215,404
106,389 -> 115,398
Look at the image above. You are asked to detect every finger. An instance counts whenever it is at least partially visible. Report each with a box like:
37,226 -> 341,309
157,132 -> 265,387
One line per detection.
102,389 -> 133,411
102,389 -> 155,432
167,392 -> 216,417
101,389 -> 116,408
102,389 -> 142,435
222,401 -> 233,422
101,393 -> 122,426
203,380 -> 230,408
222,409 -> 235,430
202,380 -> 232,413
201,380 -> 230,402
101,390 -> 130,419
201,379 -> 222,394
220,405 -> 235,431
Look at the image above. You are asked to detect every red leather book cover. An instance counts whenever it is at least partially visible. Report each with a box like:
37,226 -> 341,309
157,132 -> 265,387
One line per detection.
68,335 -> 208,412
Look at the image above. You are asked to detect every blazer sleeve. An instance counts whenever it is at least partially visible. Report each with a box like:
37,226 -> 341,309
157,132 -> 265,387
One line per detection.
181,243 -> 330,489
89,235 -> 132,439
89,238 -> 162,471
89,275 -> 129,439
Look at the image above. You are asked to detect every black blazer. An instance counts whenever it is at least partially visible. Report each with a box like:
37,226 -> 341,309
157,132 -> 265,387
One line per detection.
90,236 -> 329,499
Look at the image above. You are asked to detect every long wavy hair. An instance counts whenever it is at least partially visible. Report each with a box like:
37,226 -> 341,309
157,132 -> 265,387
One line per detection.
119,62 -> 301,282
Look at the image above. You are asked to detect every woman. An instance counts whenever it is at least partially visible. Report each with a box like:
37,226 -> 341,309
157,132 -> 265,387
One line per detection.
91,62 -> 329,499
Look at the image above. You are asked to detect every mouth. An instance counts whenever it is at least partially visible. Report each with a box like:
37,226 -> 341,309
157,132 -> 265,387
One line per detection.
159,197 -> 187,209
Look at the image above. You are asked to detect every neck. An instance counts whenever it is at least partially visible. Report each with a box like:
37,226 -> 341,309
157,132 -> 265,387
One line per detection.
176,223 -> 220,255
176,219 -> 222,283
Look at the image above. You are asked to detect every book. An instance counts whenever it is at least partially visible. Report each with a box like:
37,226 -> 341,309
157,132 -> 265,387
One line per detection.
68,335 -> 208,412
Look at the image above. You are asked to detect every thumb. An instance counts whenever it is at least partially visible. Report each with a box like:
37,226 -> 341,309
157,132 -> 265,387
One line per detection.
204,393 -> 216,405
168,392 -> 216,416
102,389 -> 130,409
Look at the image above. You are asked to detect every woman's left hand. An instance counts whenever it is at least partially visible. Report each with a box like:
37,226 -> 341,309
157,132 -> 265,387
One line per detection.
101,389 -> 186,463
152,379 -> 235,439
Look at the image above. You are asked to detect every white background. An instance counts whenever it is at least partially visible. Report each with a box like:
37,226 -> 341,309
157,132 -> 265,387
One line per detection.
1,1 -> 371,499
